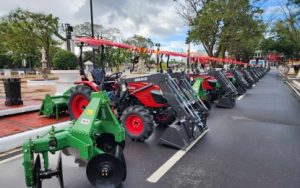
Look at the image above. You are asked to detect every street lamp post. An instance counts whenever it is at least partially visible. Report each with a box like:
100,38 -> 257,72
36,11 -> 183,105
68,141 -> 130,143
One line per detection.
155,43 -> 161,72
90,0 -> 96,68
187,43 -> 190,73
64,23 -> 73,52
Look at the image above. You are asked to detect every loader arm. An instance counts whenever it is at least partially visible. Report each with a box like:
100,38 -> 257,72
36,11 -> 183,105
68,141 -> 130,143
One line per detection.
120,73 -> 207,149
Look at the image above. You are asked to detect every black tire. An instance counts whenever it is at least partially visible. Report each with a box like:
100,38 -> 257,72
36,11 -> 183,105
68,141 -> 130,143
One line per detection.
68,85 -> 92,120
201,100 -> 211,118
202,100 -> 211,111
120,105 -> 154,142
154,111 -> 175,127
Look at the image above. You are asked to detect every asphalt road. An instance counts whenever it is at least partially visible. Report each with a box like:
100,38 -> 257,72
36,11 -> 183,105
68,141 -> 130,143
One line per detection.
0,70 -> 300,188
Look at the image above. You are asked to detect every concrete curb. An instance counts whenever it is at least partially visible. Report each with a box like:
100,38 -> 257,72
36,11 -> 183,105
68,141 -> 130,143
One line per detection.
0,121 -> 71,153
0,105 -> 40,117
285,81 -> 300,98
280,71 -> 300,98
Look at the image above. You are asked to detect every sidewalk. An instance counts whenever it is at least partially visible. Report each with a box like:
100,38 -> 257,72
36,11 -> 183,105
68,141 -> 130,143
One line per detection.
0,75 -> 56,116
0,111 -> 70,153
278,71 -> 300,98
0,98 -> 40,111
0,112 -> 69,138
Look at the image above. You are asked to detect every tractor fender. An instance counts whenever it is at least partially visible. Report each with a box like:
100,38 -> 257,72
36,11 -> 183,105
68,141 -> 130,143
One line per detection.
127,82 -> 167,108
74,81 -> 100,92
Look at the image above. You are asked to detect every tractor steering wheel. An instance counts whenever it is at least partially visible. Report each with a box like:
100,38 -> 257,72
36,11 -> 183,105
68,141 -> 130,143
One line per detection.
107,72 -> 123,81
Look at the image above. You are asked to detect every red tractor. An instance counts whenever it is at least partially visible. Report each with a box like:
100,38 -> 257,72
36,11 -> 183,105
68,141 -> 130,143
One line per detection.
116,73 -> 208,149
68,69 -> 122,119
66,38 -> 208,149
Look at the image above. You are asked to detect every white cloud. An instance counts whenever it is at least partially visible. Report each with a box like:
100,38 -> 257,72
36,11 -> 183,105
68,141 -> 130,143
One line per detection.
264,5 -> 286,16
0,0 -> 192,53
0,0 -> 86,23
80,0 -> 186,40
0,1 -> 186,36
161,40 -> 206,55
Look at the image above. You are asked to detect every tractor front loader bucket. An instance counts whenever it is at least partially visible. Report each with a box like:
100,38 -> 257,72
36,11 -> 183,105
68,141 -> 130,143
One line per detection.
39,87 -> 74,119
121,73 -> 208,150
158,73 -> 208,149
230,69 -> 249,93
241,69 -> 255,86
23,91 -> 126,188
248,68 -> 260,82
208,71 -> 237,108
170,72 -> 210,117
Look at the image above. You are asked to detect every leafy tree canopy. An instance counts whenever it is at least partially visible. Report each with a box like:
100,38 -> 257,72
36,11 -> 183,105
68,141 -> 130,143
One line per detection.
53,49 -> 78,70
0,8 -> 65,68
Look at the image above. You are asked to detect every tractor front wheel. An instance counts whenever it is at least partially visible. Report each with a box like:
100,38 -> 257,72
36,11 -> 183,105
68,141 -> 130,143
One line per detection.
154,111 -> 175,127
68,85 -> 92,120
121,105 -> 154,142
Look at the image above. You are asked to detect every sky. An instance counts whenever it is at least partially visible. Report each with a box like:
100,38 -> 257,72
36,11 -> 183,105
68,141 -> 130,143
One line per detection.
0,0 -> 289,55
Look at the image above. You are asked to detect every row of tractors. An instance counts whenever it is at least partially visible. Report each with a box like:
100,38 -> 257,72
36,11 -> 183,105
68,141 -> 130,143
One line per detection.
22,37 -> 269,188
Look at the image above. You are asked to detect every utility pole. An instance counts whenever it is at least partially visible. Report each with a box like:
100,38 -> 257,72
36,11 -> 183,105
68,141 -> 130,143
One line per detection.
90,0 -> 95,68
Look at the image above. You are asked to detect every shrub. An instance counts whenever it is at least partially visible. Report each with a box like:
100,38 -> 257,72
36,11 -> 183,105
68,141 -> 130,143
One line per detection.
53,50 -> 78,70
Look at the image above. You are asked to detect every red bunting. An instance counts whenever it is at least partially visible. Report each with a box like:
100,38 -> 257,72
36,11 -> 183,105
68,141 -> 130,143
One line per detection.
74,37 -> 249,66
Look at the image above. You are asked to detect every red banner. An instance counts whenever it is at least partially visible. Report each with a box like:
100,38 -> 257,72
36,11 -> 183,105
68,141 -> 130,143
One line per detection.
75,37 -> 249,66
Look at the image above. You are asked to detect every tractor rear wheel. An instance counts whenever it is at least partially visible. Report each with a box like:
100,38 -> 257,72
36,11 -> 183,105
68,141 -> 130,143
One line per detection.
121,105 -> 154,142
68,85 -> 92,120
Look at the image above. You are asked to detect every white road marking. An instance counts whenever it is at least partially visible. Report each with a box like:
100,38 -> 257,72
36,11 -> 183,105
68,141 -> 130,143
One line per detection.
147,129 -> 209,183
253,84 -> 256,87
237,93 -> 247,100
0,154 -> 22,165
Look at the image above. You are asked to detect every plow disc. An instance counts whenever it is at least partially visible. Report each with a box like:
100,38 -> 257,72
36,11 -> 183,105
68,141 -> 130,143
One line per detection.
30,153 -> 64,188
86,146 -> 126,188
33,154 -> 41,188
23,92 -> 127,188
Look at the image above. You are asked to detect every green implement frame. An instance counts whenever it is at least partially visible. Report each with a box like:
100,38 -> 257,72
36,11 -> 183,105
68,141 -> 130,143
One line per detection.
23,91 -> 126,187
39,87 -> 74,119
192,78 -> 208,100
192,78 -> 221,99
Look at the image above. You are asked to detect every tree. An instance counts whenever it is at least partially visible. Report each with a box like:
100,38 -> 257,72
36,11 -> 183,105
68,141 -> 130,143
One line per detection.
110,48 -> 131,71
262,1 -> 300,59
53,50 -> 78,70
124,35 -> 154,61
73,22 -> 122,41
176,0 -> 265,62
0,18 -> 39,68
174,0 -> 208,24
0,8 -> 65,69
73,22 -> 105,37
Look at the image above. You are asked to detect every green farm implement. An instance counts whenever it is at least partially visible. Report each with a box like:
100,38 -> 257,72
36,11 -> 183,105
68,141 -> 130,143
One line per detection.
39,88 -> 74,119
23,91 -> 126,188
192,75 -> 221,103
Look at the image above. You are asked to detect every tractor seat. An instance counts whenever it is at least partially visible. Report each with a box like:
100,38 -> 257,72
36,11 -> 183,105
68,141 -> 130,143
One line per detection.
91,69 -> 106,89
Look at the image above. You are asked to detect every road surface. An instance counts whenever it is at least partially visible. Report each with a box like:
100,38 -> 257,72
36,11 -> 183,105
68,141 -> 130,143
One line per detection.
0,70 -> 299,188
